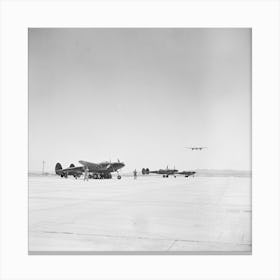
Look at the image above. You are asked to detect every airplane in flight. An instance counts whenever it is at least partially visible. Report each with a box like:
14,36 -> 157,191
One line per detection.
141,166 -> 178,178
185,147 -> 207,151
55,160 -> 125,180
142,167 -> 196,178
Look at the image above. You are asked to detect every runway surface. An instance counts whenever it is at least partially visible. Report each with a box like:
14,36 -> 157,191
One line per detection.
29,175 -> 251,253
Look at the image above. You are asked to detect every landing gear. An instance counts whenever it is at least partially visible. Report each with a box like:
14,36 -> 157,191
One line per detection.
114,169 -> 121,179
88,173 -> 113,179
101,173 -> 112,179
106,173 -> 112,179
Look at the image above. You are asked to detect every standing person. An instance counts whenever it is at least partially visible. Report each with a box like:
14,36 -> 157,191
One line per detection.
84,166 -> 89,181
133,169 -> 137,180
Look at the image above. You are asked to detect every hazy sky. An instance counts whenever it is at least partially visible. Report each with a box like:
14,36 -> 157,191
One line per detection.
29,28 -> 251,173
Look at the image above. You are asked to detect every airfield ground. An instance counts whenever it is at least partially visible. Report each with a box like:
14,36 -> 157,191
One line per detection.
29,175 -> 251,253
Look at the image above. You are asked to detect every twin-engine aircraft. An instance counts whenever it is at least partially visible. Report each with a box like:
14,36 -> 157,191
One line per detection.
55,160 -> 125,180
141,166 -> 178,177
141,167 -> 196,178
185,147 -> 207,151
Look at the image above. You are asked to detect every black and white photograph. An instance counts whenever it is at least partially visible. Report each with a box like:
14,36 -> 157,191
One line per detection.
28,28 -> 252,254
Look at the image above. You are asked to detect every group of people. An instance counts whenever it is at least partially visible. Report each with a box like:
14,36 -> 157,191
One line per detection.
83,168 -> 138,180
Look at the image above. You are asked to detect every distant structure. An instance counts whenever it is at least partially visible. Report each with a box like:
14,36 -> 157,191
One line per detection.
42,160 -> 45,175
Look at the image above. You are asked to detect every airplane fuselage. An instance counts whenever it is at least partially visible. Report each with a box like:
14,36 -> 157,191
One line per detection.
78,160 -> 125,173
150,169 -> 178,175
177,171 -> 196,177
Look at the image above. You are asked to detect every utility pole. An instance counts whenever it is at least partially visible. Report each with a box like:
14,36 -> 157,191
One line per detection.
42,160 -> 45,175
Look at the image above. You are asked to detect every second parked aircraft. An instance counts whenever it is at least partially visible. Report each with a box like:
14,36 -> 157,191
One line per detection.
142,167 -> 195,178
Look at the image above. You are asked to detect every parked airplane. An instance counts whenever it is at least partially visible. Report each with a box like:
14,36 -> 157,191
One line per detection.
142,166 -> 178,178
142,167 -> 196,178
55,160 -> 125,180
185,147 -> 207,151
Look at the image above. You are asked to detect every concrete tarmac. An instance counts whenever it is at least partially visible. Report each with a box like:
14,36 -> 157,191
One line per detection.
28,175 -> 251,253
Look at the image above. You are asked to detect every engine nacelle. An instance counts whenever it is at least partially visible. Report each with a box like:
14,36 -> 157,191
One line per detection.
141,168 -> 150,175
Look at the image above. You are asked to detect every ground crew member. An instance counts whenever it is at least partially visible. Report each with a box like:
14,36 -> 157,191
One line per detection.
84,166 -> 89,181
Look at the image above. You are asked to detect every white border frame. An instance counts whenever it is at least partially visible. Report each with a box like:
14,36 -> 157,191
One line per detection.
0,0 -> 279,279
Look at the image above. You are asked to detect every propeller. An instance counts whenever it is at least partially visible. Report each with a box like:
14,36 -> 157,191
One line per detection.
106,163 -> 112,170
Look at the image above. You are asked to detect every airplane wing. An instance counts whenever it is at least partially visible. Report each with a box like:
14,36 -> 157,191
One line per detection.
78,160 -> 99,168
79,160 -> 112,172
60,166 -> 84,172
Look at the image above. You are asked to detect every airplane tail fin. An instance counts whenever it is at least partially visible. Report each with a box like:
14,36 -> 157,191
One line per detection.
55,162 -> 62,174
69,163 -> 75,168
142,168 -> 150,175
